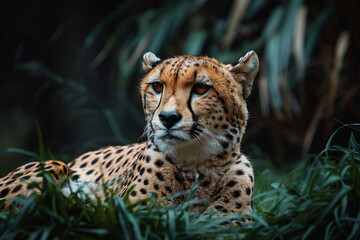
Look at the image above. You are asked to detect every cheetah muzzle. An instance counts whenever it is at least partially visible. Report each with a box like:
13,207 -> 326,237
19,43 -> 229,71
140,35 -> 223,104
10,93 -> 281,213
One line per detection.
0,51 -> 259,217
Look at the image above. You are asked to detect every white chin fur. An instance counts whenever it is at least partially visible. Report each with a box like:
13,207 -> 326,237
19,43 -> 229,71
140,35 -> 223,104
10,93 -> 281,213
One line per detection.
154,132 -> 222,165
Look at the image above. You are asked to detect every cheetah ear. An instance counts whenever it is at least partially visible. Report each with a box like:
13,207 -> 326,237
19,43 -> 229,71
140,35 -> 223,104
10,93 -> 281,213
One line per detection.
230,51 -> 259,99
142,52 -> 162,72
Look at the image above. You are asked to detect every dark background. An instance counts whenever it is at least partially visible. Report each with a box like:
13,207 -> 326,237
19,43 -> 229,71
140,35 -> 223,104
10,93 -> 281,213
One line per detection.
1,0 -> 359,175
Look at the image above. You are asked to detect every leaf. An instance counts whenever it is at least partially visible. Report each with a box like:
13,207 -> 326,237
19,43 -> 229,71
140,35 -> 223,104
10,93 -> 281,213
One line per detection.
168,210 -> 176,240
304,9 -> 329,61
183,30 -> 208,55
5,148 -> 38,158
349,131 -> 360,152
35,120 -> 45,162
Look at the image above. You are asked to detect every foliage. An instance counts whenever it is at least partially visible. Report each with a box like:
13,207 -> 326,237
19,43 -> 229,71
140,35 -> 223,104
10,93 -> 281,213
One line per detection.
1,125 -> 359,239
248,124 -> 360,239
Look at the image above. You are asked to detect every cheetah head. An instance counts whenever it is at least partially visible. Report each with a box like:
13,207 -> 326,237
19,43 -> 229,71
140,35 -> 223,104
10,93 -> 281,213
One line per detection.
140,52 -> 259,163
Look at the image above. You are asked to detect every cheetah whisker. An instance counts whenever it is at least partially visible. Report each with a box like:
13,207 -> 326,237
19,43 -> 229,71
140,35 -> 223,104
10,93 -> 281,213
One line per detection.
139,123 -> 153,142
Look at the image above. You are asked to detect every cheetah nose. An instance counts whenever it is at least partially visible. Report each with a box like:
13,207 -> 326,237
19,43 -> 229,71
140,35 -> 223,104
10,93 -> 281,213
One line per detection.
159,110 -> 182,129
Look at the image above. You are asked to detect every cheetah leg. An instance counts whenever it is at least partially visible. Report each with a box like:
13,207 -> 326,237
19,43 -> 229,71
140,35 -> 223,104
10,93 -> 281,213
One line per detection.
205,156 -> 254,221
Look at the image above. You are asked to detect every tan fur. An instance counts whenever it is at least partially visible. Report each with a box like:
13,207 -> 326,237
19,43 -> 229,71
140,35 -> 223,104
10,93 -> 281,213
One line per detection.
0,52 -> 259,216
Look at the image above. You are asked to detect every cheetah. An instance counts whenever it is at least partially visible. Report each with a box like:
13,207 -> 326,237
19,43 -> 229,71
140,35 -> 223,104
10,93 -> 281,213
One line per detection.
0,51 -> 259,215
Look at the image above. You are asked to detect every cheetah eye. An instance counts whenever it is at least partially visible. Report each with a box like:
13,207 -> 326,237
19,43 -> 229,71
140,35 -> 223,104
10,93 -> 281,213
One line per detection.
193,83 -> 211,95
151,82 -> 164,94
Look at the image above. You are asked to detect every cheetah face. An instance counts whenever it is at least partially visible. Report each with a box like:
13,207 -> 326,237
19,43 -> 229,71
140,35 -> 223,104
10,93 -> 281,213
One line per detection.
140,52 -> 259,162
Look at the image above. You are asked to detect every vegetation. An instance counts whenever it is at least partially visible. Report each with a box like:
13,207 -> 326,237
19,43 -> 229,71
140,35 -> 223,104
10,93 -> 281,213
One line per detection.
1,0 -> 359,239
1,125 -> 359,239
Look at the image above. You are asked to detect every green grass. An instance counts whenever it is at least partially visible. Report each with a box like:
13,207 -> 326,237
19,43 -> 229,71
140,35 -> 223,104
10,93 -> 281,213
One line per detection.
1,125 -> 360,239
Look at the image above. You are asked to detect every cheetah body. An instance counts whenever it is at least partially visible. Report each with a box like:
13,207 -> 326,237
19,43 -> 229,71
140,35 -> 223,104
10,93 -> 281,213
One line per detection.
0,51 -> 259,214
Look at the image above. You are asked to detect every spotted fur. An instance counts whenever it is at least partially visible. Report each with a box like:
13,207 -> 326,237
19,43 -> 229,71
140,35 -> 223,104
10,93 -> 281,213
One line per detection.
0,51 -> 259,215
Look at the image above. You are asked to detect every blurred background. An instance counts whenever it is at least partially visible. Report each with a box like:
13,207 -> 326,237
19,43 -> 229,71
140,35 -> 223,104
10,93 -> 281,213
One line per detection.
0,0 -> 359,175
